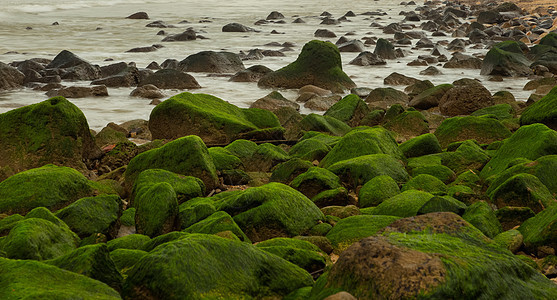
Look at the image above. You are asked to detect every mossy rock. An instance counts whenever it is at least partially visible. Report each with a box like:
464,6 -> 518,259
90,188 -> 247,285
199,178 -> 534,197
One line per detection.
177,197 -> 218,229
321,205 -> 360,219
269,158 -> 314,184
411,164 -> 456,184
45,243 -> 123,292
308,222 -> 333,236
358,175 -> 401,208
447,185 -> 477,205
288,137 -> 331,162
325,215 -> 400,253
401,174 -> 448,194
324,94 -> 370,126
149,92 -> 283,143
130,168 -> 205,205
55,194 -> 122,239
518,204 -> 557,254
124,135 -> 218,192
122,234 -> 314,299
106,234 -> 151,251
290,167 -> 342,199
0,218 -> 79,260
0,96 -> 101,180
0,164 -> 108,215
480,42 -> 532,77
141,231 -> 190,252
462,201 -> 502,239
399,133 -> 442,158
409,83 -> 453,109
372,190 -> 435,218
224,139 -> 258,160
110,248 -> 147,278
417,196 -> 467,215
94,124 -> 128,148
327,154 -> 409,188
208,147 -> 243,171
134,182 -> 179,238
299,131 -> 341,147
320,126 -> 405,169
120,208 -> 136,227
311,187 -> 356,208
520,86 -> 557,130
496,206 -> 535,231
471,103 -> 514,120
384,110 -> 430,141
0,214 -> 23,236
434,116 -> 511,149
184,211 -> 250,242
480,124 -> 557,179
440,140 -> 491,175
0,257 -> 122,299
493,229 -> 524,253
299,114 -> 352,136
490,173 -> 555,213
245,143 -> 290,172
258,40 -> 355,93
221,169 -> 251,185
216,182 -> 325,242
256,237 -> 328,273
24,206 -> 70,229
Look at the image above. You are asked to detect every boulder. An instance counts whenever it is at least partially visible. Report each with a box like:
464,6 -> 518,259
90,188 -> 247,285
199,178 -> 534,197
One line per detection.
130,84 -> 165,98
178,51 -> 245,73
399,133 -> 441,158
383,72 -> 419,85
45,50 -> 101,80
134,182 -> 179,237
443,53 -> 482,69
490,173 -> 555,213
314,29 -> 337,38
326,215 -> 400,252
462,201 -> 502,238
258,40 -> 355,93
290,167 -> 342,199
250,91 -> 300,112
255,237 -> 326,273
46,85 -> 108,98
438,80 -> 494,116
337,40 -> 365,52
161,29 -> 196,41
434,116 -> 512,148
327,154 -> 409,188
358,175 -> 401,208
384,110 -> 430,141
126,12 -> 149,19
324,94 -> 370,126
348,51 -> 386,66
365,87 -> 409,108
230,65 -> 272,82
374,38 -> 397,59
481,41 -> 532,77
222,23 -> 256,32
520,86 -> 557,130
0,62 -> 25,90
138,69 -> 201,89
299,114 -> 352,137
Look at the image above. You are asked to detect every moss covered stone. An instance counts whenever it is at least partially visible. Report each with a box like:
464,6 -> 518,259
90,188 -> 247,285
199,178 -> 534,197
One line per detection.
107,234 -> 151,251
399,133 -> 442,158
324,94 -> 370,126
149,92 -> 283,143
358,175 -> 401,208
208,147 -> 243,171
325,215 -> 400,253
490,173 -> 555,213
520,86 -> 557,130
493,229 -> 524,253
288,138 -> 331,162
178,197 -> 218,229
321,205 -> 360,219
401,174 -> 448,194
299,114 -> 352,136
246,143 -> 290,172
134,182 -> 179,238
120,208 -> 136,227
480,124 -> 557,179
122,234 -> 314,299
462,201 -> 502,239
217,182 -> 324,242
471,103 -> 514,120
290,167 -> 341,199
384,110 -> 430,142
311,187 -> 356,208
0,257 -> 121,299
496,206 -> 535,231
1,218 -> 79,260
55,194 -> 121,239
110,248 -> 147,278
440,140 -> 491,175
0,96 -> 101,180
184,211 -> 250,242
224,139 -> 258,161
372,190 -> 435,218
518,204 -> 557,254
409,83 -> 453,110
45,243 -> 123,291
411,164 -> 456,184
481,41 -> 532,77
131,169 -> 205,205
320,126 -> 405,169
258,40 -> 355,93
256,237 -> 327,273
434,116 -> 511,149
417,196 -> 467,215
0,214 -> 23,236
124,135 -> 218,192
327,154 -> 409,188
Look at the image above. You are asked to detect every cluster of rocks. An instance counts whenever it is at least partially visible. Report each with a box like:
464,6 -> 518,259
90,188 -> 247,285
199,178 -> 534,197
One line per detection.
2,1 -> 557,299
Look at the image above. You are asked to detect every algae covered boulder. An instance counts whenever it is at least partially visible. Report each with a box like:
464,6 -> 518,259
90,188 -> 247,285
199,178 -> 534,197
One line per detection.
258,40 -> 355,93
184,211 -> 250,242
134,182 -> 179,238
148,92 -> 283,143
519,204 -> 557,254
0,164 -> 107,215
217,182 -> 325,242
462,201 -> 502,239
124,135 -> 218,192
326,215 -> 400,253
290,167 -> 342,199
520,86 -> 557,130
434,116 -> 511,148
490,173 -> 555,213
0,257 -> 122,299
255,237 -> 327,273
372,190 -> 435,218
399,133 -> 441,158
327,154 -> 409,188
130,168 -> 205,205
122,234 -> 313,299
299,114 -> 352,136
0,96 -> 101,180
324,94 -> 370,126
358,175 -> 401,208
481,41 -> 532,77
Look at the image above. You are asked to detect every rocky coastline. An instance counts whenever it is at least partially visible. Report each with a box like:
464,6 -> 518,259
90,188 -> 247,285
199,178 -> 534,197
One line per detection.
1,1 -> 557,299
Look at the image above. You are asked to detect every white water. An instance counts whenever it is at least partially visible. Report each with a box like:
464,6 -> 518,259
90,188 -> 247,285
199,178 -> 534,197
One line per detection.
0,0 -> 535,131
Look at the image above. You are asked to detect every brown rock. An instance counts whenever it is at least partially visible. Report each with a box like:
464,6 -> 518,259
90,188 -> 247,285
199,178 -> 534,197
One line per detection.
126,12 -> 149,19
439,80 -> 494,116
383,72 -> 419,85
304,95 -> 342,111
130,84 -> 165,99
250,91 -> 299,112
0,62 -> 26,90
138,69 -> 201,89
299,84 -> 332,96
47,85 -> 108,98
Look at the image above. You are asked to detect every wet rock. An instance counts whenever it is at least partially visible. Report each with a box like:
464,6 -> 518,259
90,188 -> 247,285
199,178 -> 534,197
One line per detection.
178,51 -> 245,73
384,72 -> 419,85
314,29 -> 337,38
305,95 -> 342,111
222,23 -> 257,32
47,85 -> 108,98
230,65 -> 272,82
92,66 -> 140,87
415,37 -> 434,48
409,84 -> 453,110
130,84 -> 165,99
407,59 -> 428,66
366,87 -> 409,108
0,62 -> 25,90
420,66 -> 441,75
321,17 -> 340,25
146,20 -> 173,28
443,53 -> 482,69
126,45 -> 158,53
374,38 -> 397,59
146,61 -> 161,70
266,11 -> 284,20
446,38 -> 467,51
477,10 -> 503,24
45,50 -> 101,81
161,29 -> 196,41
481,41 -> 532,77
293,18 -> 305,23
261,50 -> 285,57
138,69 -> 201,89
239,49 -> 264,60
161,59 -> 179,69
439,79 -> 494,116
337,40 -> 365,52
126,12 -> 149,19
250,91 -> 300,112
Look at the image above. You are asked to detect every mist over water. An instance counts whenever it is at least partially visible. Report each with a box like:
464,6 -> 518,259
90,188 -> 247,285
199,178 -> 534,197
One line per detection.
0,0 -> 534,131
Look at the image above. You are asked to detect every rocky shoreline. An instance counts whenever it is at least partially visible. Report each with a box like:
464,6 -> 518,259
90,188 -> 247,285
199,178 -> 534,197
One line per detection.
1,1 -> 557,299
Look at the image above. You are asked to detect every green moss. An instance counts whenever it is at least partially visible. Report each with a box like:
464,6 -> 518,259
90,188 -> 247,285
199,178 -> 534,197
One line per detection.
217,182 -> 325,242
45,244 -> 123,291
311,187 -> 354,208
518,204 -> 557,253
417,196 -> 467,215
134,182 -> 179,238
0,165 -> 101,215
463,201 -> 502,239
1,218 -> 79,260
410,84 -> 453,109
0,96 -> 100,180
411,164 -> 456,184
94,125 -> 128,148
372,190 -> 435,218
447,185 -> 477,205
434,116 -> 512,149
321,205 -> 360,219
440,140 -> 491,174
256,237 -> 327,273
124,135 -> 218,191
258,40 -> 355,92
120,208 -> 136,227
493,229 -> 524,253
288,138 -> 331,162
106,234 -> 151,251
0,257 -> 121,299
141,231 -> 189,252
401,174 -> 448,194
24,206 -> 69,229
178,197 -> 218,229
208,147 -> 243,171
270,158 -> 313,184
539,32 -> 557,47
480,124 -> 557,179
471,103 -> 514,120
490,173 -> 555,213
290,167 -> 342,199
284,286 -> 313,300
496,206 -> 535,231
324,94 -> 370,126
122,234 -> 314,299
299,131 -> 340,147
299,114 -> 352,136
224,139 -> 258,160
0,214 -> 23,236
358,175 -> 401,208
520,86 -> 557,129
384,111 -> 430,141
247,143 -> 290,172
110,248 -> 147,279
481,44 -> 532,76
308,222 -> 333,236
185,211 -> 250,242
399,133 -> 442,158
326,215 -> 400,253
320,126 -> 405,169
55,194 -> 122,239
327,154 -> 409,188
131,168 -> 205,205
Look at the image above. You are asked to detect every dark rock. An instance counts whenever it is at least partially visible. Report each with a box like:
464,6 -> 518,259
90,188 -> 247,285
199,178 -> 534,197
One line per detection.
126,46 -> 158,53
92,66 -> 140,87
337,40 -> 365,52
130,84 -> 165,99
443,53 -> 482,69
314,29 -> 337,38
47,85 -> 108,98
0,62 -> 25,90
161,29 -> 196,42
239,49 -> 265,60
420,66 -> 442,75
178,51 -> 245,73
126,12 -> 149,19
138,69 -> 201,89
146,20 -> 171,28
478,10 -> 503,24
349,51 -> 386,66
266,11 -> 285,20
384,72 -> 419,85
222,23 -> 256,32
230,65 -> 272,82
439,80 -> 494,116
250,91 -> 300,112
374,38 -> 397,59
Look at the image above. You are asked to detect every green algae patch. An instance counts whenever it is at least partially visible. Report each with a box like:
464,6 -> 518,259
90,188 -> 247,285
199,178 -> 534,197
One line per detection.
520,86 -> 557,130
130,168 -> 205,205
290,167 -> 342,199
401,174 -> 448,194
256,237 -> 328,273
149,92 -> 283,143
185,211 -> 250,242
463,201 -> 502,239
490,173 -> 555,213
120,208 -> 136,227
399,133 -> 442,158
299,114 -> 352,137
417,196 -> 467,215
434,116 -> 511,149
107,234 -> 151,251
288,138 -> 331,162
0,257 -> 122,299
134,182 -> 178,238
372,190 -> 435,218
327,154 -> 409,188
217,182 -> 325,242
0,96 -> 101,180
258,40 -> 355,93
110,248 -> 147,277
518,204 -> 557,254
471,103 -> 514,120
122,234 -> 314,299
208,147 -> 243,171
178,197 -> 218,229
358,175 -> 401,208
324,94 -> 370,126
124,135 -> 218,192
383,110 -> 430,141
411,164 -> 456,184
440,140 -> 491,175
326,215 -> 400,253
270,158 -> 314,184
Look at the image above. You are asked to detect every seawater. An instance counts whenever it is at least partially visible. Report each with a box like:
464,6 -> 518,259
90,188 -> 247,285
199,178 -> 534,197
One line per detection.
0,0 -> 534,131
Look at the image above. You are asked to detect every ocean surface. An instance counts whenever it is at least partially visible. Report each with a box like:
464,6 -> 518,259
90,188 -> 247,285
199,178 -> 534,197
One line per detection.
0,0 -> 534,131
